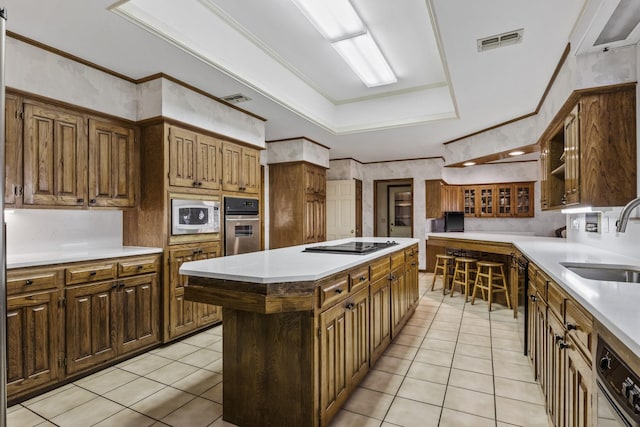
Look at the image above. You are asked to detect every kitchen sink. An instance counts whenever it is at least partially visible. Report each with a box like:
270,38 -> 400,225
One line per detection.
561,262 -> 640,283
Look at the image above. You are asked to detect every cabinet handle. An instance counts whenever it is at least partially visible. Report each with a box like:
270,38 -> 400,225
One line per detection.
197,182 -> 203,187
529,295 -> 537,302
335,288 -> 343,294
89,271 -> 97,276
120,282 -> 125,289
89,199 -> 97,205
411,262 -> 416,266
565,323 -> 577,331
346,303 -> 355,310
77,198 -> 84,204
192,181 -> 198,187
111,283 -> 118,289
554,334 -> 563,343
389,274 -> 396,281
559,341 -> 569,350
25,279 -> 33,285
359,275 -> 367,282
137,265 -> 144,270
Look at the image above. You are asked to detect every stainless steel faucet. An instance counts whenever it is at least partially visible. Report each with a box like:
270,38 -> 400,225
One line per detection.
616,197 -> 640,232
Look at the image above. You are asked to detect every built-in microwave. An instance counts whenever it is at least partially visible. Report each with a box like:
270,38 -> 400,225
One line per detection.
171,198 -> 220,235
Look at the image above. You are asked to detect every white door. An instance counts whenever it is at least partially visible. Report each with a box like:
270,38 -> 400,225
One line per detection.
326,180 -> 356,240
389,186 -> 412,238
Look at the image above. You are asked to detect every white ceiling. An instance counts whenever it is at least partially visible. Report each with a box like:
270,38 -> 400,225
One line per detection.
2,0 -> 592,162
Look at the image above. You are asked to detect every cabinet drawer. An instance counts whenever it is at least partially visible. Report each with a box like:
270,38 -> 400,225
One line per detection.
66,262 -> 117,285
390,252 -> 404,270
404,246 -> 418,262
534,268 -> 548,301
370,257 -> 390,282
118,257 -> 159,277
7,268 -> 63,295
349,266 -> 370,292
318,275 -> 349,309
565,299 -> 593,361
547,280 -> 565,321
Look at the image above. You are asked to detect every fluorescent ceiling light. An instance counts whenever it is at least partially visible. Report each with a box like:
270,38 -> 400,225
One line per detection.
290,0 -> 365,41
332,33 -> 397,87
594,0 -> 640,46
463,161 -> 476,166
509,150 -> 525,156
561,206 -> 593,214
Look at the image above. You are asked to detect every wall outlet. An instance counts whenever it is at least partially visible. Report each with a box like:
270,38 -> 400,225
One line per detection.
571,218 -> 580,230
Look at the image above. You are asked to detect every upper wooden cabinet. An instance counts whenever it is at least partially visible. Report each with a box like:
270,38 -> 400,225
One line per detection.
5,93 -> 139,209
425,180 -> 460,218
222,141 -> 260,194
168,125 -> 221,191
540,84 -> 636,210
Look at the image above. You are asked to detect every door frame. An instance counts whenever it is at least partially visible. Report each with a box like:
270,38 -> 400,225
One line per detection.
373,179 -> 414,238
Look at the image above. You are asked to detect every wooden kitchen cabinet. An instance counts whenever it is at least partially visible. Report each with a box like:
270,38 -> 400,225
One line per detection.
222,141 -> 259,194
118,274 -> 160,355
425,180 -> 460,218
405,246 -> 419,309
167,243 -> 221,340
168,125 -> 221,191
478,185 -> 495,217
546,310 -> 565,427
369,273 -> 391,365
564,337 -> 592,427
390,262 -> 407,338
462,186 -> 477,217
6,267 -> 63,400
269,162 -> 327,248
88,118 -> 137,207
5,93 -> 22,206
540,84 -> 636,210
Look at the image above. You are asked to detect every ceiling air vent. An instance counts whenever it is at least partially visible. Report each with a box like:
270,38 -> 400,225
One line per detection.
477,29 -> 524,52
221,93 -> 252,104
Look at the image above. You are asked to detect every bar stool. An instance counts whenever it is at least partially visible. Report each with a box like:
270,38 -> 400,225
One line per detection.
431,254 -> 456,293
471,261 -> 511,311
450,257 -> 477,302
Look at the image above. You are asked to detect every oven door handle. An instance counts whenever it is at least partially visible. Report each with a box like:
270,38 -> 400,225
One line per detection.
596,379 -> 637,427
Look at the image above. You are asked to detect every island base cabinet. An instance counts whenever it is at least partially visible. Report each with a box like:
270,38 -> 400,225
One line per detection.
565,338 -> 592,427
221,308 -> 315,427
119,275 -> 160,355
6,289 -> 61,398
369,275 -> 391,365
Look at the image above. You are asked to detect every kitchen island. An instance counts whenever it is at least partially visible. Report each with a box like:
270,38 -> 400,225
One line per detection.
180,237 -> 420,427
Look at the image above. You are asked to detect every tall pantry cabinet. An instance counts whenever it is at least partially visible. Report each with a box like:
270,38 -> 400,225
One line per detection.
123,120 -> 261,342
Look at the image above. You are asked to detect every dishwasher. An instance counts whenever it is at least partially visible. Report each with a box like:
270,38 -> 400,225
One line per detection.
224,197 -> 260,256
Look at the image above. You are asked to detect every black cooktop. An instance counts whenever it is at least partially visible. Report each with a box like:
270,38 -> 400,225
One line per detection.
303,241 -> 398,255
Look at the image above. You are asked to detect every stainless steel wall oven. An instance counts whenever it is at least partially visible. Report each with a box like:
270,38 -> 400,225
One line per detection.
224,197 -> 260,255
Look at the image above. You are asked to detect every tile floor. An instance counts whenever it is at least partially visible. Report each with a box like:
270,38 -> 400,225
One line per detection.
8,273 -> 551,426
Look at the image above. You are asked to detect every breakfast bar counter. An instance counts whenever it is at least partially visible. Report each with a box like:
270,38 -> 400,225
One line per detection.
181,237 -> 420,427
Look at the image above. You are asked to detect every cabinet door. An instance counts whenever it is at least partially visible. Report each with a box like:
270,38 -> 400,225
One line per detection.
168,126 -> 197,189
424,180 -> 443,218
564,105 -> 580,206
462,187 -> 477,217
564,339 -> 592,427
168,247 -> 200,339
405,252 -> 419,308
7,289 -> 60,397
390,265 -> 407,338
369,275 -> 391,365
222,141 -> 242,192
515,183 -> 534,217
540,142 -> 549,210
5,94 -> 23,206
536,296 -> 547,399
546,312 -> 565,427
304,195 -> 316,243
319,301 -> 348,426
478,185 -> 495,217
23,102 -> 86,206
88,119 -> 136,207
240,147 -> 260,193
443,185 -> 461,212
195,134 -> 221,191
118,274 -> 160,355
346,287 -> 369,388
526,273 -> 537,368
66,281 -> 118,375
496,184 -> 513,217
195,246 -> 222,326
315,197 -> 326,242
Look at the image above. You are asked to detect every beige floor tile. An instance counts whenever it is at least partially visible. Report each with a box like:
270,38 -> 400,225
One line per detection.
360,369 -> 404,394
492,328 -> 521,339
328,409 -> 381,427
75,368 -> 139,395
50,397 -> 125,427
400,325 -> 430,337
419,297 -> 442,307
458,333 -> 492,347
448,368 -> 494,394
201,382 -> 223,403
6,405 -> 48,426
494,377 -> 544,405
459,324 -> 491,337
429,320 -> 460,332
171,369 -> 223,396
495,396 -> 549,426
211,339 -> 223,353
118,354 -> 173,376
397,377 -> 446,406
439,408 -> 496,427
491,320 -> 519,331
342,387 -> 394,420
208,416 -> 238,426
443,386 -> 495,419
414,348 -> 454,367
384,397 -> 440,427
412,310 -> 436,321
151,342 -> 200,360
406,316 -> 431,328
203,358 -> 224,373
497,423 -> 520,427
392,332 -> 424,348
104,377 -> 166,406
421,337 -> 457,353
22,383 -> 76,406
434,312 -> 463,321
494,361 -> 536,382
384,343 -> 418,360
426,329 -> 458,342
24,384 -> 98,419
406,360 -> 450,384
372,355 -> 412,376
461,316 -> 490,326
455,342 -> 492,360
452,354 -> 493,375
491,311 -> 517,322
160,397 -> 222,427
181,332 -> 221,348
130,386 -> 197,420
492,337 -> 523,352
145,361 -> 200,385
492,348 -> 530,366
92,408 -> 156,427
179,348 -> 223,367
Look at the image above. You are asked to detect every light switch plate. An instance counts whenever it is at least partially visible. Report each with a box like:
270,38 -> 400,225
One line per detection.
571,218 -> 580,230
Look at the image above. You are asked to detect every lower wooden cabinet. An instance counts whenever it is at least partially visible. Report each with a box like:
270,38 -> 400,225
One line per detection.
390,264 -> 407,338
119,274 -> 160,355
369,274 -> 391,365
565,338 -> 592,427
167,243 -> 221,340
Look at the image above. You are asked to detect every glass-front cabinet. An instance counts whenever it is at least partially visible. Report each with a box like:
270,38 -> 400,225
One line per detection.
497,184 -> 513,216
478,185 -> 495,217
462,187 -> 476,217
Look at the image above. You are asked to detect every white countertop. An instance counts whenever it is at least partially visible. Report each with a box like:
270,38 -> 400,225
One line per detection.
7,246 -> 163,269
180,237 -> 419,284
427,232 -> 640,358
